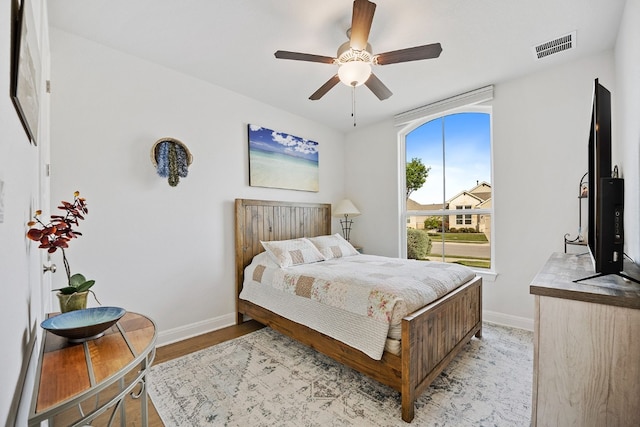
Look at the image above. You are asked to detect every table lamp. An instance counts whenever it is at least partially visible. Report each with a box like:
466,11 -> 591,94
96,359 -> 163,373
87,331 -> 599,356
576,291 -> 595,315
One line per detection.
333,199 -> 360,241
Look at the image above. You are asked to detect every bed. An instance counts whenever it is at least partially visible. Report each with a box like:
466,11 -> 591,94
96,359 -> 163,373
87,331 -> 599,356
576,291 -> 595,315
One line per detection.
235,198 -> 483,422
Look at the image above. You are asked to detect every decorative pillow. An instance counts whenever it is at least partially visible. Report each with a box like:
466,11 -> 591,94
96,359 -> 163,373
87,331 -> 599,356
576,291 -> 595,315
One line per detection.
260,238 -> 326,268
252,251 -> 279,268
308,233 -> 360,260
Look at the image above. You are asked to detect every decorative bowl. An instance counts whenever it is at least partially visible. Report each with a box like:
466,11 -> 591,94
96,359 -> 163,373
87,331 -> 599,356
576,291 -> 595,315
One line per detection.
41,306 -> 126,342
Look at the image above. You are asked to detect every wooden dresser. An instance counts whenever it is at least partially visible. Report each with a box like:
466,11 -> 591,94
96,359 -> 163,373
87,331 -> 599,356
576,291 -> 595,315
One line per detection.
529,252 -> 640,427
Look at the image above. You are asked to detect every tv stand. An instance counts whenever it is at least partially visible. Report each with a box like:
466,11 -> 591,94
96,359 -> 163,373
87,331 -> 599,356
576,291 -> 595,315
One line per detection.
530,253 -> 640,427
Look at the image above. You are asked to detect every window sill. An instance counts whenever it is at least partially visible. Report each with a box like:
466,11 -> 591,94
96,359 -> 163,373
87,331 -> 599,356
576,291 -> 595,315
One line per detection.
472,269 -> 497,282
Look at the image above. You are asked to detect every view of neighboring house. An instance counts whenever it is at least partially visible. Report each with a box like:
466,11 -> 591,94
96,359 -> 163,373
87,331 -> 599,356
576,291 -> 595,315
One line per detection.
407,182 -> 492,238
406,199 -> 443,229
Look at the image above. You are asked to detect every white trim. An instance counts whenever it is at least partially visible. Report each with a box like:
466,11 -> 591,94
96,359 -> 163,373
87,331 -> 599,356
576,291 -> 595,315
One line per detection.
473,269 -> 497,282
483,310 -> 534,331
409,208 -> 493,216
397,132 -> 408,258
156,309 -> 531,352
394,85 -> 494,127
156,313 -> 236,347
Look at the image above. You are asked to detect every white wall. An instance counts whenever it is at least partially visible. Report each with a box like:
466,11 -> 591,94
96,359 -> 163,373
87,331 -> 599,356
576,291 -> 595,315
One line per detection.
345,51 -> 616,327
615,0 -> 640,262
490,52 -> 614,323
0,1 -> 49,424
49,29 -> 346,345
343,118 -> 401,257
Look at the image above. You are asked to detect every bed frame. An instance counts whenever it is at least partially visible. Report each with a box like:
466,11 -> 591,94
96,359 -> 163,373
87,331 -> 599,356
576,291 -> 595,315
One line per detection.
235,198 -> 482,422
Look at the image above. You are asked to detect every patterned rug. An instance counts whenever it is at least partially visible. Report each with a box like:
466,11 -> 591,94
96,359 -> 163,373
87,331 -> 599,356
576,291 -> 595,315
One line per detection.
148,323 -> 533,426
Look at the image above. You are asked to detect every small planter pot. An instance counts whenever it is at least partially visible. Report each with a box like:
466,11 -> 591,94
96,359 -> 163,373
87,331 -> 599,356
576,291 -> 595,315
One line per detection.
57,291 -> 89,313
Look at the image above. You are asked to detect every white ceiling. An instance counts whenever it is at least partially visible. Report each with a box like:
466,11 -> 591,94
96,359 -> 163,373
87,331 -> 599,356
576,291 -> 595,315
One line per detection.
48,0 -> 626,133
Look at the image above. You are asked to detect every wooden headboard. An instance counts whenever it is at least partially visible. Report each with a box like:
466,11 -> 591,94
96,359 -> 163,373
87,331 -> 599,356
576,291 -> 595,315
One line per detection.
235,199 -> 331,321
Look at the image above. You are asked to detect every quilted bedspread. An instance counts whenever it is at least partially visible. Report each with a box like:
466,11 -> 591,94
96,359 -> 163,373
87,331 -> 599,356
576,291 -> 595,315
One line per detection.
240,253 -> 475,360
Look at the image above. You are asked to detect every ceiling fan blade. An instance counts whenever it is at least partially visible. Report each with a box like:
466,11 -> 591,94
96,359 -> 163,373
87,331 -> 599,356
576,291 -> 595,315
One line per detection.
349,0 -> 376,51
374,43 -> 443,65
274,50 -> 336,64
365,73 -> 392,100
309,75 -> 340,100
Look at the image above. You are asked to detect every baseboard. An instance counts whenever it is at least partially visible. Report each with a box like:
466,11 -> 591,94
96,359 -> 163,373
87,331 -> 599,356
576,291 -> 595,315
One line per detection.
156,313 -> 236,347
483,310 -> 533,331
156,310 -> 533,347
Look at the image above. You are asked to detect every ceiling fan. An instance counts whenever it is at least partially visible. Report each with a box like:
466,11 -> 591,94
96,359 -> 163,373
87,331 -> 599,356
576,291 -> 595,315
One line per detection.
274,0 -> 443,101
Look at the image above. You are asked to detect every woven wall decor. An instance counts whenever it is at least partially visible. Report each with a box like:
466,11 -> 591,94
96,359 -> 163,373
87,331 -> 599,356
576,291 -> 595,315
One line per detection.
151,138 -> 193,187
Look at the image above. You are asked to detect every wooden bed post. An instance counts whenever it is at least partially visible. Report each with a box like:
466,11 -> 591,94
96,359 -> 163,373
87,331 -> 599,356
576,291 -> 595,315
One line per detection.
401,316 -> 417,422
235,199 -> 246,325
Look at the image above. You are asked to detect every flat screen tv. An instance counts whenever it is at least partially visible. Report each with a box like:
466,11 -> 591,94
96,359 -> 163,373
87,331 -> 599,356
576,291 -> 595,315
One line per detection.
581,78 -> 636,283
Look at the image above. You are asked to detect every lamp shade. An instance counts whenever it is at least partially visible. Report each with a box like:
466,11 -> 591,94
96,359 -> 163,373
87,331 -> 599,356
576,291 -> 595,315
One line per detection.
338,61 -> 371,87
333,199 -> 361,217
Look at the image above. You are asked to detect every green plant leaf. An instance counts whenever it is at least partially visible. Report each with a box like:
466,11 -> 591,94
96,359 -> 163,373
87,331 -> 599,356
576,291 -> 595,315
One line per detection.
56,273 -> 96,294
75,280 -> 95,293
69,273 -> 87,287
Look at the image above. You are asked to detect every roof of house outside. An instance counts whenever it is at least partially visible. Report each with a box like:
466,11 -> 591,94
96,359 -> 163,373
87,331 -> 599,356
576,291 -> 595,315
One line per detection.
478,198 -> 492,209
407,182 -> 492,211
468,182 -> 491,204
406,198 -> 444,211
470,191 -> 491,202
449,182 -> 492,204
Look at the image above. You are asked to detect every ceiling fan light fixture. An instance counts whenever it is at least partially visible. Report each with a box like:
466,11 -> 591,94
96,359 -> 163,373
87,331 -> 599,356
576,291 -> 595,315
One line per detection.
274,0 -> 441,101
338,61 -> 372,87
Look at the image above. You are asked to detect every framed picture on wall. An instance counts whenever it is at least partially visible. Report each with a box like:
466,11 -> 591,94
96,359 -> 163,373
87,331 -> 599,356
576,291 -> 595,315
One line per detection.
11,0 -> 41,145
248,124 -> 319,192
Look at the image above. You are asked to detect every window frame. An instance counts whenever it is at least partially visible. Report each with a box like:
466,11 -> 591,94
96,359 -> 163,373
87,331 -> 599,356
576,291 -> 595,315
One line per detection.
398,104 -> 495,274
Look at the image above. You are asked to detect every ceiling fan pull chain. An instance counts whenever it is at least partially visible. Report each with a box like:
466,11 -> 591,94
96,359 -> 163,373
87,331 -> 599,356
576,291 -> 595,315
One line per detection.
352,85 -> 357,127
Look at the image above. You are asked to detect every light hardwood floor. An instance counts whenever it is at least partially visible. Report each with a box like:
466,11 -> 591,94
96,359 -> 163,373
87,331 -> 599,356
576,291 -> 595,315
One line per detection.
125,320 -> 265,426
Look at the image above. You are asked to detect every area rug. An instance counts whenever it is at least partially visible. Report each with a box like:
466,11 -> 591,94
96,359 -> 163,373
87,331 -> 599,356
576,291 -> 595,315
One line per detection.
148,323 -> 533,426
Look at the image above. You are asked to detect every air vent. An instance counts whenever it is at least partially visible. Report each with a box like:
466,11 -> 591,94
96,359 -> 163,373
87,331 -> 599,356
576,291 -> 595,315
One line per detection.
533,31 -> 576,60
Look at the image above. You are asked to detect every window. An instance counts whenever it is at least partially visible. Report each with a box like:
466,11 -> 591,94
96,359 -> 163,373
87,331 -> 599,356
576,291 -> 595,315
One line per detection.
455,205 -> 473,225
402,109 -> 493,270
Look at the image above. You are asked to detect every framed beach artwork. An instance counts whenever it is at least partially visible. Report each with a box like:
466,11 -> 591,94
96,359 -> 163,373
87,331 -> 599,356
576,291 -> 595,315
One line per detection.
11,0 -> 41,145
248,124 -> 319,192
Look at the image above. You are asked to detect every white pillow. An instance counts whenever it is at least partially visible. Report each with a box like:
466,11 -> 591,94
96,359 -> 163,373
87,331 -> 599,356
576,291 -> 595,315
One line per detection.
251,251 -> 279,268
260,238 -> 326,268
307,233 -> 359,260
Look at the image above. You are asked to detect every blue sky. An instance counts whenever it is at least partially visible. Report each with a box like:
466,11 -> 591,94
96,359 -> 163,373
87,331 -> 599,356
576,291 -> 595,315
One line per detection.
406,112 -> 491,205
249,124 -> 319,162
